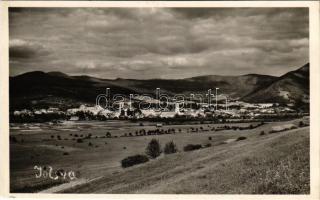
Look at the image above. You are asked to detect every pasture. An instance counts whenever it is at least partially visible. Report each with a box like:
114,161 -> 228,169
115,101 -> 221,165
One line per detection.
9,118 -> 309,193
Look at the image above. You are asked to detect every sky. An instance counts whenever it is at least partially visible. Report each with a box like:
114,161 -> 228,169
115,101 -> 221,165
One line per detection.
9,7 -> 309,79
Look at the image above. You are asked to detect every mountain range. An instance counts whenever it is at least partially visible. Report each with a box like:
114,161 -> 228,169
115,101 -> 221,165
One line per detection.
9,63 -> 309,110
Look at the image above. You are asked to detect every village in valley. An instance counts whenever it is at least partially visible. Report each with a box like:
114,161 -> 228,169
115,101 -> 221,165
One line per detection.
11,91 -> 306,123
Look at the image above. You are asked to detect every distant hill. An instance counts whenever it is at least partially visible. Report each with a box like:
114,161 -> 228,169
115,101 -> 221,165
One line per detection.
9,63 -> 309,110
104,74 -> 277,97
9,71 -> 136,110
242,63 -> 309,104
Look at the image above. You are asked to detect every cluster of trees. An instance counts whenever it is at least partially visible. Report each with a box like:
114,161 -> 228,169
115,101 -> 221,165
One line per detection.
132,117 -> 276,126
253,113 -> 308,121
188,126 -> 210,133
10,112 -> 68,123
119,123 -> 264,138
184,122 -> 264,134
49,133 -> 97,143
121,138 -> 214,168
11,110 -> 307,124
75,111 -> 97,120
144,139 -> 178,158
121,128 -> 177,137
121,139 -> 178,168
132,115 -> 225,124
75,109 -> 144,120
214,122 -> 265,132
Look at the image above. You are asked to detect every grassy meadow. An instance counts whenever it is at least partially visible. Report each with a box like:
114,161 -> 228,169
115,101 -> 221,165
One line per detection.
10,118 -> 309,194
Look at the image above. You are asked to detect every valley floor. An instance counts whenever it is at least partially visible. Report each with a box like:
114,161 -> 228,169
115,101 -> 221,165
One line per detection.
64,127 -> 309,194
10,119 -> 310,194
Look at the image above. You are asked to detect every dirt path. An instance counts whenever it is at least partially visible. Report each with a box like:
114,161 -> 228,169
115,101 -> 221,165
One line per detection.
39,177 -> 102,193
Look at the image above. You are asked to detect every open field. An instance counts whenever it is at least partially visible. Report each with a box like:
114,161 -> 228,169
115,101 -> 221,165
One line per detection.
10,118 -> 309,194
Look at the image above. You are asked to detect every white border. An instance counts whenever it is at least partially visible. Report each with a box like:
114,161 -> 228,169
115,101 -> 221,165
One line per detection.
0,1 -> 319,199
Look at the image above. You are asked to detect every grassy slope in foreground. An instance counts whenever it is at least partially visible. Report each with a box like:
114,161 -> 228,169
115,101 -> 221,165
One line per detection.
63,127 -> 309,194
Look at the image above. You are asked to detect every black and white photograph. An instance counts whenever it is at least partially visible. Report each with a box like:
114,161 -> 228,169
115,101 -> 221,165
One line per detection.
4,3 -> 318,196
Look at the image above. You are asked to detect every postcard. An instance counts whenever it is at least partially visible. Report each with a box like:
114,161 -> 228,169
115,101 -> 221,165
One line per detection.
0,1 -> 319,199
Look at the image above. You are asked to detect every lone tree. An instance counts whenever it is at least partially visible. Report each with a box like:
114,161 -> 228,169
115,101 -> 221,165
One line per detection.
299,121 -> 305,127
145,139 -> 162,158
106,132 -> 111,138
164,141 -> 178,154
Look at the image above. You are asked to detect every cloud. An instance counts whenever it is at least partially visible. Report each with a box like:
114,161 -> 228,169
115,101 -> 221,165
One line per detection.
9,39 -> 50,59
9,7 -> 309,79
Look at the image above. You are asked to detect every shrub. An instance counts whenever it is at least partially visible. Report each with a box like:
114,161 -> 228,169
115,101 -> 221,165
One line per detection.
260,131 -> 265,136
164,141 -> 178,154
88,142 -> 93,146
204,143 -> 212,148
208,136 -> 212,140
121,154 -> 149,168
145,139 -> 162,158
291,126 -> 297,130
183,144 -> 202,152
63,152 -> 69,156
76,138 -> 83,143
299,121 -> 305,127
236,136 -> 247,141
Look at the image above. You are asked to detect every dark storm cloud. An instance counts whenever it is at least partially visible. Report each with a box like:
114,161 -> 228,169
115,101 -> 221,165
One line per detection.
9,7 -> 309,79
9,39 -> 50,59
172,7 -> 308,19
10,45 -> 38,59
9,7 -> 74,16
